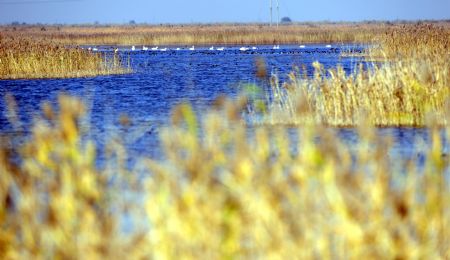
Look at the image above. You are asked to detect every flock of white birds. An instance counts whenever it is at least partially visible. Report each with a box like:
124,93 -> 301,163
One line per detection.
87,44 -> 334,52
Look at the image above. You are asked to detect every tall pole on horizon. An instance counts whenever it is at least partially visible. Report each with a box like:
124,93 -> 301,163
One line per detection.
270,0 -> 273,26
276,0 -> 279,28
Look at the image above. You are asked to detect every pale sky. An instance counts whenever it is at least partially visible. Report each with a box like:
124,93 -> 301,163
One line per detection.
0,0 -> 449,24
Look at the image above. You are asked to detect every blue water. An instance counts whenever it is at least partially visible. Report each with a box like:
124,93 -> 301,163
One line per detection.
0,44 -> 446,163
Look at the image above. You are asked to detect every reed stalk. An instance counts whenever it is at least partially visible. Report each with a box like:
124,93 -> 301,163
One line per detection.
263,24 -> 450,127
0,36 -> 129,79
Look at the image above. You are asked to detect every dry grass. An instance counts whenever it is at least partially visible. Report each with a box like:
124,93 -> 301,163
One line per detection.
263,24 -> 450,127
372,23 -> 450,58
1,22 -> 450,259
0,94 -> 449,259
0,22 -> 431,46
1,22 -> 447,80
0,36 -> 128,79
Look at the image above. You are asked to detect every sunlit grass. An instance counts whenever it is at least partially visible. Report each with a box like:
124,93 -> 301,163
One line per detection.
263,24 -> 450,127
1,22 -> 450,259
0,22 -> 428,46
0,36 -> 129,79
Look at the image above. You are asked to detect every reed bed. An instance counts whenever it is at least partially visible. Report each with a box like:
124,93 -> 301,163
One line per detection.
0,22 -> 419,46
264,24 -> 450,127
0,95 -> 449,259
371,23 -> 450,58
0,36 -> 128,79
1,22 -> 450,259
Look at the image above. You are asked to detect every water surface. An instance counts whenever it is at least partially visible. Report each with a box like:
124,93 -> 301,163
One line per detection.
0,44 -> 444,163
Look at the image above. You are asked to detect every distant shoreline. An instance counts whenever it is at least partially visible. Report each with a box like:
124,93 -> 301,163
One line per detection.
1,21 -> 449,46
2,19 -> 450,27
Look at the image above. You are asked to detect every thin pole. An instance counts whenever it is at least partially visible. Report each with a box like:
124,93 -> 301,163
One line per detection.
270,0 -> 273,27
276,0 -> 279,28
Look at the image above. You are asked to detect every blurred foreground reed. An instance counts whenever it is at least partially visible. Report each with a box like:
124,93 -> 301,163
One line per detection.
0,94 -> 449,259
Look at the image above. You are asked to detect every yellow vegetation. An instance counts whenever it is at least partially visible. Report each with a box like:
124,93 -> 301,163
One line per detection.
0,22 -> 428,46
0,36 -> 128,79
0,95 -> 449,259
1,23 -> 449,259
264,24 -> 450,126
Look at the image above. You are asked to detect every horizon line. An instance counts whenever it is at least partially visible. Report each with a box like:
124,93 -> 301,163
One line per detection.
2,19 -> 450,26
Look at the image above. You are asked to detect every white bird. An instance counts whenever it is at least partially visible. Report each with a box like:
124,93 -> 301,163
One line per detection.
142,46 -> 149,51
131,46 -> 136,51
114,48 -> 119,53
273,45 -> 280,50
189,46 -> 195,51
87,47 -> 92,51
209,46 -> 215,51
299,45 -> 306,49
252,46 -> 258,50
217,47 -> 225,51
239,47 -> 249,51
151,46 -> 159,51
326,44 -> 332,48
160,48 -> 168,52
92,47 -> 98,51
